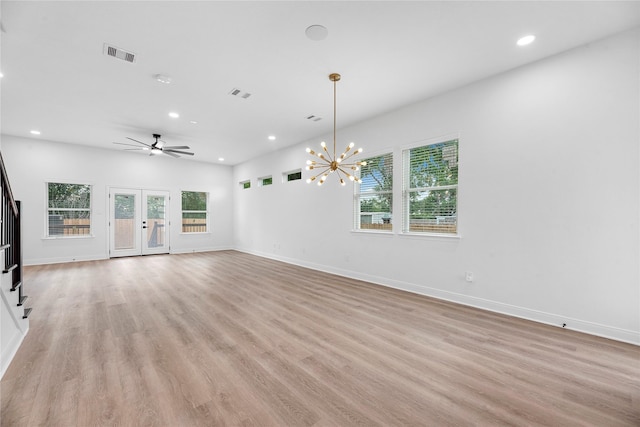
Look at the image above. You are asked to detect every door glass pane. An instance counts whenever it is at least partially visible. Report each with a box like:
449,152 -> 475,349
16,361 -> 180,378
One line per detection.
114,194 -> 135,250
146,195 -> 166,248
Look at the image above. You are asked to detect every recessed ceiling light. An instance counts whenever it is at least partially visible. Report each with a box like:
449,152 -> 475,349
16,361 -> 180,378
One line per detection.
517,35 -> 536,46
268,135 -> 276,141
30,130 -> 41,135
306,25 -> 328,41
168,112 -> 180,118
154,74 -> 172,84
189,120 -> 198,124
218,157 -> 225,162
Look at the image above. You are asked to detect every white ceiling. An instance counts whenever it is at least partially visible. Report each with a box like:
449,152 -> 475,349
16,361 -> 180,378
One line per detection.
2,1 -> 639,165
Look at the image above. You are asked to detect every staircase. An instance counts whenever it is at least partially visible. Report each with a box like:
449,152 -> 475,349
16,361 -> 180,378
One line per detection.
0,151 -> 30,377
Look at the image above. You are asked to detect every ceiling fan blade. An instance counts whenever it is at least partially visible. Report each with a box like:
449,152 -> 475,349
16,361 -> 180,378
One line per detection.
164,149 -> 194,156
124,148 -> 145,151
162,145 -> 190,150
113,142 -> 142,148
126,137 -> 153,148
163,150 -> 180,158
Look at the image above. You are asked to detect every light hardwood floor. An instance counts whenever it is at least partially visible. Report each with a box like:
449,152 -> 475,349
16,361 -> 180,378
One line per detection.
1,251 -> 638,426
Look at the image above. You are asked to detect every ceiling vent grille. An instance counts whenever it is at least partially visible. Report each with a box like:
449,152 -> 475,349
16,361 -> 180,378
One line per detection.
306,115 -> 322,122
103,43 -> 136,63
229,88 -> 251,99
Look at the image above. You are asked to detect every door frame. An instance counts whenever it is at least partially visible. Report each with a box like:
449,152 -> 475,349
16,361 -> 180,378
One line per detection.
108,187 -> 171,258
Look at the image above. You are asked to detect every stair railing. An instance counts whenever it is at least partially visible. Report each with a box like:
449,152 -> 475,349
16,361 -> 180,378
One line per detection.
0,152 -> 29,318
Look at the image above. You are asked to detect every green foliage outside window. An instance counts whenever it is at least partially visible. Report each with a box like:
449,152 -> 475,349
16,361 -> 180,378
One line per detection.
356,152 -> 393,230
405,139 -> 458,234
47,182 -> 91,236
182,191 -> 207,232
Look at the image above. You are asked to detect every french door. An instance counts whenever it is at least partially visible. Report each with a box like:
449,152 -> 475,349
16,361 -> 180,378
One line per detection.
109,188 -> 170,257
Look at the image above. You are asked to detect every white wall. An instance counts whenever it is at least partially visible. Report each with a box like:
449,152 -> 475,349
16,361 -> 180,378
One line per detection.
2,136 -> 235,264
234,29 -> 640,344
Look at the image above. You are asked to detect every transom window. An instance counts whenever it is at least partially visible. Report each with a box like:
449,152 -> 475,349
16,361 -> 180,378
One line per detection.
354,152 -> 393,231
402,139 -> 458,235
259,176 -> 272,187
46,182 -> 91,237
284,169 -> 302,182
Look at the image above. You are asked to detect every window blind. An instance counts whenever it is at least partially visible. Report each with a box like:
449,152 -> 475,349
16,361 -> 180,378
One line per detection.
355,152 -> 393,231
403,139 -> 458,234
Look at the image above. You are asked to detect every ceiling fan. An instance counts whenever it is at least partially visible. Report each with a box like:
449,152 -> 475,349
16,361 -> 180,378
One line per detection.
113,133 -> 194,158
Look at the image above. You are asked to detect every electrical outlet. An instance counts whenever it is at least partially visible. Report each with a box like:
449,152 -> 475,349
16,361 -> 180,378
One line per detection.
465,272 -> 474,282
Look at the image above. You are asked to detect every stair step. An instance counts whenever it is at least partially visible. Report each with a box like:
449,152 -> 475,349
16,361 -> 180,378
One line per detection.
18,295 -> 28,306
22,308 -> 32,319
3,263 -> 18,274
10,281 -> 22,292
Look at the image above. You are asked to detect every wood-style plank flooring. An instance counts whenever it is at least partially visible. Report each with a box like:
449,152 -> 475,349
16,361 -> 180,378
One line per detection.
1,250 -> 639,426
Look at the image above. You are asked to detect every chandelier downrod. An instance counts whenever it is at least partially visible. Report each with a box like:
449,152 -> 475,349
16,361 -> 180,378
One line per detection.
330,73 -> 340,161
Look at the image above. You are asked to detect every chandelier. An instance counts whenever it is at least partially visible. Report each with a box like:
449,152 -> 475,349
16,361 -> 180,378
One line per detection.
306,73 -> 366,186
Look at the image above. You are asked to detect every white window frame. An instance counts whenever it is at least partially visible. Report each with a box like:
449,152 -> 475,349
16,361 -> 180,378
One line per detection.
45,182 -> 93,238
402,138 -> 459,237
240,180 -> 251,190
354,151 -> 393,232
283,169 -> 302,183
181,190 -> 209,234
258,176 -> 273,187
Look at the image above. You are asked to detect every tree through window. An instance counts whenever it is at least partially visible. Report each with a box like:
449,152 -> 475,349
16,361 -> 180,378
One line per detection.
355,152 -> 393,231
181,191 -> 208,233
402,139 -> 458,235
47,182 -> 91,236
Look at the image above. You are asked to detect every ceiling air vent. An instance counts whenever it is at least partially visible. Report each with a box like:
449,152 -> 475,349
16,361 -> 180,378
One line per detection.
103,43 -> 136,63
229,88 -> 251,99
306,115 -> 322,122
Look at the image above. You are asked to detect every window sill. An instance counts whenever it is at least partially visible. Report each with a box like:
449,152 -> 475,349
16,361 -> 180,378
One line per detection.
351,229 -> 394,235
42,235 -> 95,240
399,232 -> 461,240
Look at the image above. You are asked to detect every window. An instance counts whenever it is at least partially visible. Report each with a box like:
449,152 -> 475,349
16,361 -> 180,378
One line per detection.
240,180 -> 251,189
354,152 -> 393,231
284,169 -> 302,182
258,176 -> 272,187
403,139 -> 458,235
181,191 -> 208,233
46,182 -> 91,237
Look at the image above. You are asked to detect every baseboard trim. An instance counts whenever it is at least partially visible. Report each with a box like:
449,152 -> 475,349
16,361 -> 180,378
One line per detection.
0,281 -> 29,379
170,246 -> 233,255
237,248 -> 640,346
24,247 -> 234,266
0,324 -> 27,380
24,254 -> 107,266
